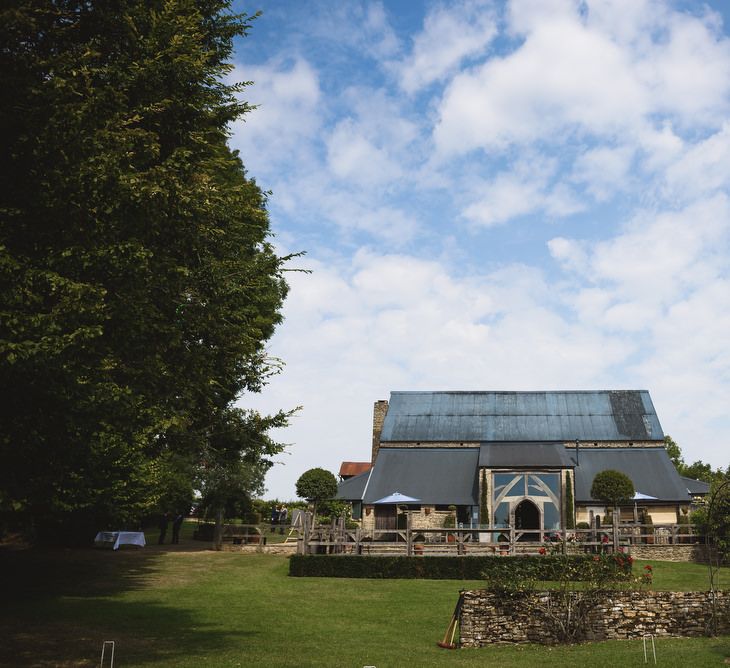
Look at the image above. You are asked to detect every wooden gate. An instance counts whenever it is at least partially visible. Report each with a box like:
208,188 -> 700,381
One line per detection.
374,505 -> 397,530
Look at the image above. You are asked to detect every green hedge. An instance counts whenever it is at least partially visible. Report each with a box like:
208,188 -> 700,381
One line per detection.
289,554 -> 632,580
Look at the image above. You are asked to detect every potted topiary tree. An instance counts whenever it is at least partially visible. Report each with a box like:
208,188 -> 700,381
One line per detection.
590,469 -> 634,522
590,469 -> 634,552
445,505 -> 457,542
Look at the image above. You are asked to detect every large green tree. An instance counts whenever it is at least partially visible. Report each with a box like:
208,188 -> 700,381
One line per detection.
664,435 -> 685,470
0,1 -> 292,542
664,435 -> 718,483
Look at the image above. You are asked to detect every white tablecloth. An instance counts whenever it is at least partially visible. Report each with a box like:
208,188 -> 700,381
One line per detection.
94,531 -> 146,550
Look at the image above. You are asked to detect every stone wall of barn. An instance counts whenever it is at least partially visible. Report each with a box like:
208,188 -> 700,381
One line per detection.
628,544 -> 711,562
459,590 -> 730,646
360,506 -> 455,532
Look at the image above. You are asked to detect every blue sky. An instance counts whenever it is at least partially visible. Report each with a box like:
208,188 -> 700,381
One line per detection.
229,0 -> 730,500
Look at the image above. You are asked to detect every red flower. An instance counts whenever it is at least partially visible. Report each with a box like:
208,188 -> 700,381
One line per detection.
628,556 -> 634,564
538,547 -> 546,555
593,555 -> 600,561
644,564 -> 653,571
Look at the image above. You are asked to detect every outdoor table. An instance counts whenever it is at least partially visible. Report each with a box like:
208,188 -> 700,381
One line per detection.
94,531 -> 146,550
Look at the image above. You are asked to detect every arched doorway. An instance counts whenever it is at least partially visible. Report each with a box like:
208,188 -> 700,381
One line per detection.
515,499 -> 540,542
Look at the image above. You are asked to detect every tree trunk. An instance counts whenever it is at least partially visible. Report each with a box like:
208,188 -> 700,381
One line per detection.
213,508 -> 224,551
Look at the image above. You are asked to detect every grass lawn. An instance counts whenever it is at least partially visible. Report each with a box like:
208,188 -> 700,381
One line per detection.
1,537 -> 729,667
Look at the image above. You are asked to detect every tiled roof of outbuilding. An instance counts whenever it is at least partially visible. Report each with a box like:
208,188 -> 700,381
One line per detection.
339,461 -> 371,477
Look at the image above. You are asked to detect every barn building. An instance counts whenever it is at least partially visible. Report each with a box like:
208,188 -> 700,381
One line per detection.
337,390 -> 692,535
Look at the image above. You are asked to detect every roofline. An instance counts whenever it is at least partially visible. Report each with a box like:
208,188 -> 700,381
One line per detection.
359,466 -> 374,501
388,389 -> 653,395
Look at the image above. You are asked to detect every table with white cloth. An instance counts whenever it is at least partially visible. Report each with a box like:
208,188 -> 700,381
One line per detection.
94,531 -> 146,550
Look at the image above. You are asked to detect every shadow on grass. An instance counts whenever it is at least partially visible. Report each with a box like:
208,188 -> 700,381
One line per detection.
0,545 -> 251,666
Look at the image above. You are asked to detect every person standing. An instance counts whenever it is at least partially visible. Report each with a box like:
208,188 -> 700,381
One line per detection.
171,513 -> 184,544
158,512 -> 169,545
270,505 -> 279,533
279,505 -> 288,535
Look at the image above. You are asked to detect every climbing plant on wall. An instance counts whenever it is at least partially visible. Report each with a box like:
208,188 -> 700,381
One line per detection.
480,469 -> 489,526
565,471 -> 575,530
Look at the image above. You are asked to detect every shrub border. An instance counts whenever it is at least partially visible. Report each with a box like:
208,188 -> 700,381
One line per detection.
288,554 -> 631,580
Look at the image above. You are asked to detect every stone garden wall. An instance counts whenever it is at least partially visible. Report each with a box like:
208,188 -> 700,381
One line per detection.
628,544 -> 710,563
459,590 -> 730,647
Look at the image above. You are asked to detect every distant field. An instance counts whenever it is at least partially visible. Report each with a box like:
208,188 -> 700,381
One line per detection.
0,538 -> 728,667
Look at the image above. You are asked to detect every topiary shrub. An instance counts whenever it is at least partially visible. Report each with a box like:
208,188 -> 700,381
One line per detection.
590,470 -> 635,509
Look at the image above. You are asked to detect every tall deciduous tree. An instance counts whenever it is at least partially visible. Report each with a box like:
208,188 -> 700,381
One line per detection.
0,2 -> 293,542
664,435 -> 685,470
664,435 -> 718,483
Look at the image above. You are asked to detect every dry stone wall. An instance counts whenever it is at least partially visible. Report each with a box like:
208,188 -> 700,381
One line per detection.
629,544 -> 710,563
459,590 -> 730,647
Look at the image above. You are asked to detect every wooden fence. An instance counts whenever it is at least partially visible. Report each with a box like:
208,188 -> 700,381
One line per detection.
297,513 -> 703,557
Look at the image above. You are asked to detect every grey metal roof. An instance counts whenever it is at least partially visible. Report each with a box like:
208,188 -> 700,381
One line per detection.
680,476 -> 711,495
572,448 -> 689,503
479,442 -> 573,468
362,448 -> 479,505
336,470 -> 370,501
380,391 -> 664,442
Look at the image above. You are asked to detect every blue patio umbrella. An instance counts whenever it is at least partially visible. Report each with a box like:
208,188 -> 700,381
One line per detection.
632,491 -> 657,500
372,492 -> 421,535
632,491 -> 657,522
373,492 -> 420,504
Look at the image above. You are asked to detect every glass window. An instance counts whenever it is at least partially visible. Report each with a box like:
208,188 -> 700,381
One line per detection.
494,501 -> 510,527
527,477 -> 549,496
540,473 -> 561,498
527,473 -> 561,501
494,473 -> 520,495
352,502 -> 362,520
543,501 -> 560,530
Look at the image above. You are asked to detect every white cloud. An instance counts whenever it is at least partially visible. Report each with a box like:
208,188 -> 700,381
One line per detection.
571,146 -> 634,201
309,2 -> 401,60
663,123 -> 730,201
434,1 -> 730,155
434,12 -> 647,153
324,87 -> 420,188
326,119 -> 403,186
361,3 -> 401,59
228,58 -> 321,174
396,0 -> 498,94
463,157 -> 584,227
551,195 -> 730,305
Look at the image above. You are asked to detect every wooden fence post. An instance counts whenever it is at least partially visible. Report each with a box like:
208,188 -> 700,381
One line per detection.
302,512 -> 311,555
406,512 -> 412,556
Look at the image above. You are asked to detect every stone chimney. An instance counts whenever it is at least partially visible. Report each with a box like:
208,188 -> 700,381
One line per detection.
371,399 -> 389,463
